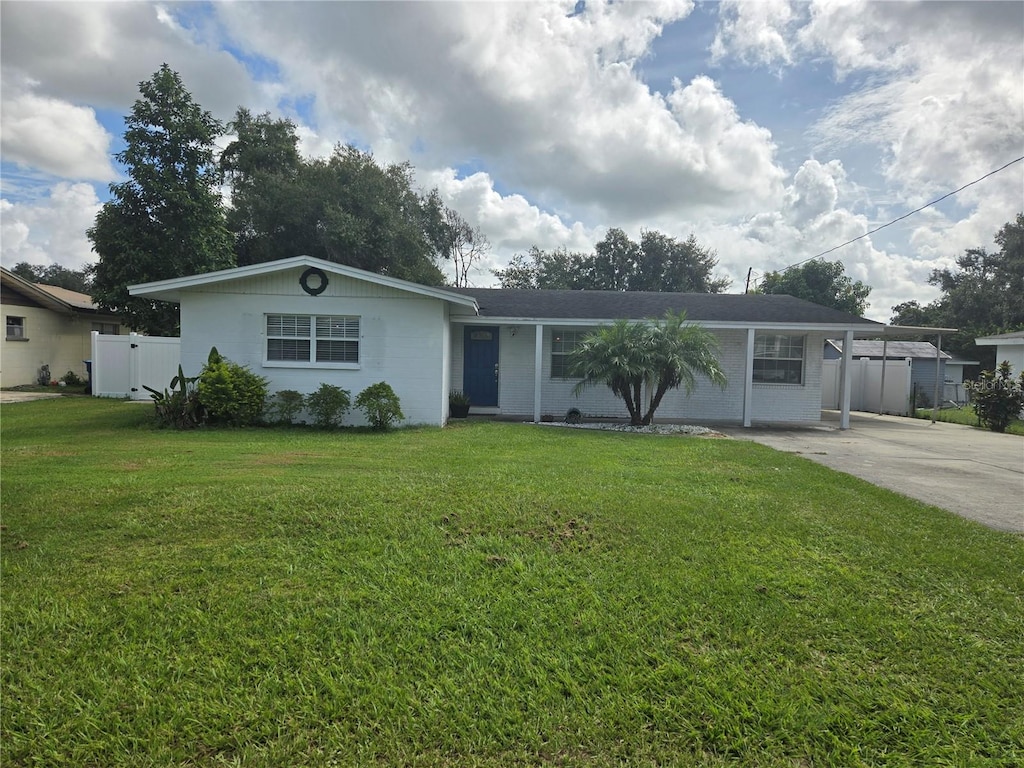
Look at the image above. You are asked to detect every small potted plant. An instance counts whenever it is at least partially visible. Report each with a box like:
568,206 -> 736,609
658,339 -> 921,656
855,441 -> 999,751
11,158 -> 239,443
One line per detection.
449,390 -> 471,419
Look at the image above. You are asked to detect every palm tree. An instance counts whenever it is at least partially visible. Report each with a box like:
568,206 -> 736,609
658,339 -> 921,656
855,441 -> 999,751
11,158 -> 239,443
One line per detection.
568,311 -> 726,426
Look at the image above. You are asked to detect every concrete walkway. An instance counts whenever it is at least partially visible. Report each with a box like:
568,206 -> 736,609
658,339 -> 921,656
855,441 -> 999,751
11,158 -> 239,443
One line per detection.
0,391 -> 65,404
719,411 -> 1024,534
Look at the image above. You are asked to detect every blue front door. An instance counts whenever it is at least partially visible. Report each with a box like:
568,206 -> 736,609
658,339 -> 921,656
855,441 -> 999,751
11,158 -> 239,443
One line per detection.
463,326 -> 499,407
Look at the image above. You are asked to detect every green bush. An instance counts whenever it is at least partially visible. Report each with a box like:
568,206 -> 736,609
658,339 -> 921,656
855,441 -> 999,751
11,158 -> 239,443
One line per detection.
143,365 -> 204,429
305,383 -> 351,428
197,348 -> 269,426
267,390 -> 305,425
966,362 -> 1024,433
356,382 -> 404,430
61,370 -> 84,387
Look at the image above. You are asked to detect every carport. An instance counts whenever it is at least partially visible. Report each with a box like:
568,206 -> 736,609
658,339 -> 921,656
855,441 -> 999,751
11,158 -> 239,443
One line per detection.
836,324 -> 958,429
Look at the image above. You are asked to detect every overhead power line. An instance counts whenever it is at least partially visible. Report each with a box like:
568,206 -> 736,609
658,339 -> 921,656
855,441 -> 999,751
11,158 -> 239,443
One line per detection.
755,155 -> 1024,281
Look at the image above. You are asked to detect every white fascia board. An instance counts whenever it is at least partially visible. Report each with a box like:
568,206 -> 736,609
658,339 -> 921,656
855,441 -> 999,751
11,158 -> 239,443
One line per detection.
450,316 -> 883,333
975,337 -> 1024,346
129,255 -> 479,311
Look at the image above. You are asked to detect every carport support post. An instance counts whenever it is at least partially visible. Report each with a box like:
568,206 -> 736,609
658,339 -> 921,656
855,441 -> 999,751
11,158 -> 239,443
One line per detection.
839,330 -> 854,430
878,337 -> 889,415
533,323 -> 543,423
743,328 -> 755,427
932,332 -> 942,424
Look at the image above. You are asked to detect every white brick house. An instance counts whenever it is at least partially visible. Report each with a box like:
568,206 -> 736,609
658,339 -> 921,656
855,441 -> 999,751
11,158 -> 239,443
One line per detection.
130,256 -> 882,428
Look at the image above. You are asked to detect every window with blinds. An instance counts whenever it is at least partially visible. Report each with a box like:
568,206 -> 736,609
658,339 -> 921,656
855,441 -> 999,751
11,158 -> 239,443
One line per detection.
266,314 -> 359,364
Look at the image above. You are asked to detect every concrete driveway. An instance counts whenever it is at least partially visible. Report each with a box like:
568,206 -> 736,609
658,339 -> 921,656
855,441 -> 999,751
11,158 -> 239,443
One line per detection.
719,411 -> 1024,534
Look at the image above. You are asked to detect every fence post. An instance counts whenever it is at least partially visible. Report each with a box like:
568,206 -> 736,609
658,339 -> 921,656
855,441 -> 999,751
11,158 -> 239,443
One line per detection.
129,332 -> 139,399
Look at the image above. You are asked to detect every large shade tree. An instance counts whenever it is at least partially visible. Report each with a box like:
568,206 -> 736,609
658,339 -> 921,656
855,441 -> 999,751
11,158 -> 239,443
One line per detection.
220,110 -> 450,285
88,65 -> 235,335
568,311 -> 727,426
758,259 -> 870,316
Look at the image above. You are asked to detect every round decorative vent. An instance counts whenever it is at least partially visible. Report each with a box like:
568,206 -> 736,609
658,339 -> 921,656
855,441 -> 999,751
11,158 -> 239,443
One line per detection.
299,267 -> 328,296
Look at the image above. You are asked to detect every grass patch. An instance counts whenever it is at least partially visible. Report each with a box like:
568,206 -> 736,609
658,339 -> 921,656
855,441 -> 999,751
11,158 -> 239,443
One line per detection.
3,399 -> 1023,766
913,406 -> 1024,435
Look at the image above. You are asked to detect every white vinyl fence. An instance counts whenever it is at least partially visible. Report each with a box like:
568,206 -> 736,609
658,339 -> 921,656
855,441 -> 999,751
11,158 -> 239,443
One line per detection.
822,357 -> 913,416
90,332 -> 181,400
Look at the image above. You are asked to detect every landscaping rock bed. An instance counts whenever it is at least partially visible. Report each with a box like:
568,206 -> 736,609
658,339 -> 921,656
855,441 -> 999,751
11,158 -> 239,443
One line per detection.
534,421 -> 723,437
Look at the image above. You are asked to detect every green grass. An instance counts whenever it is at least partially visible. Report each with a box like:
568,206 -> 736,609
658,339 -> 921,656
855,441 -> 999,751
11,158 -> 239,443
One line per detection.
3,399 -> 1023,767
913,406 -> 1024,435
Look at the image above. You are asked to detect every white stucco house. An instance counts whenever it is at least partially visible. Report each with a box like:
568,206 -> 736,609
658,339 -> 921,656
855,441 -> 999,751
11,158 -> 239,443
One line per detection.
974,330 -> 1024,377
129,256 -> 885,428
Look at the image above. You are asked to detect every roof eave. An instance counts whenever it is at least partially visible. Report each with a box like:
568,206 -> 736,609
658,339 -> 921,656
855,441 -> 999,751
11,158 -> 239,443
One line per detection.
879,324 -> 959,335
0,267 -> 76,315
451,316 -> 882,332
129,256 -> 480,311
975,338 -> 1024,346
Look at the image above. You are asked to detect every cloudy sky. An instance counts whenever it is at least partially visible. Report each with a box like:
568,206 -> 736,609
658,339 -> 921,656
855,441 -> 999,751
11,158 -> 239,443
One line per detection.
1,0 -> 1022,320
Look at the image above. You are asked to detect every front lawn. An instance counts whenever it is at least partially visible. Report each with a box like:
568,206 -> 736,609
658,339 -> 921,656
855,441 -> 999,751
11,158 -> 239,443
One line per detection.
913,406 -> 1024,436
3,399 -> 1022,767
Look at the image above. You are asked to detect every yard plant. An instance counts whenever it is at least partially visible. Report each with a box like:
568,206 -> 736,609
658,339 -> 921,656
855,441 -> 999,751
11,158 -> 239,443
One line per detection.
355,381 -> 404,430
966,361 -> 1024,433
3,399 -> 1023,767
569,311 -> 726,426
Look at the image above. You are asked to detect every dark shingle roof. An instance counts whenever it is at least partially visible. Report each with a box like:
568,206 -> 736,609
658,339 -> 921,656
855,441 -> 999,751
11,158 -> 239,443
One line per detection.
447,288 -> 880,326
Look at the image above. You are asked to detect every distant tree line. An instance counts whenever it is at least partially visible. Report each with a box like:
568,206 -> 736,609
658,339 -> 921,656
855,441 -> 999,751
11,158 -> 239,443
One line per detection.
10,263 -> 92,293
890,214 -> 1023,369
493,229 -> 730,293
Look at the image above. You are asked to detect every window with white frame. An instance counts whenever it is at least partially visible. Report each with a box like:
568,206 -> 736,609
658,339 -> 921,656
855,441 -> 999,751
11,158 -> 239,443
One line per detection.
91,321 -> 120,335
753,333 -> 805,384
266,314 -> 359,364
6,316 -> 25,340
551,328 -> 587,379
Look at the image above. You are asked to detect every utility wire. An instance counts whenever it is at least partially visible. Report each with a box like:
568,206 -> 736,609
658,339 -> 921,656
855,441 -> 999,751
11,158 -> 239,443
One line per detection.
752,155 -> 1024,283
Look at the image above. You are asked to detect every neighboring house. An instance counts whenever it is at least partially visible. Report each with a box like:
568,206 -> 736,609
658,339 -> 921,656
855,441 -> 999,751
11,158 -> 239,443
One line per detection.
1,267 -> 123,388
129,256 -> 883,427
974,330 -> 1024,377
824,339 -> 952,405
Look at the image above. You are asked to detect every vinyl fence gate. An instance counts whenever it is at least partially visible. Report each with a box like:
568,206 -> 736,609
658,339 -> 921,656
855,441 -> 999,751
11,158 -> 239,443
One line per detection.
822,357 -> 913,416
90,332 -> 181,400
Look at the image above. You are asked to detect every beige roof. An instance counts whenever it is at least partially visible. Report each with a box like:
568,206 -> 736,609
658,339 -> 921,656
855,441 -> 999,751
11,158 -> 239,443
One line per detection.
34,283 -> 98,311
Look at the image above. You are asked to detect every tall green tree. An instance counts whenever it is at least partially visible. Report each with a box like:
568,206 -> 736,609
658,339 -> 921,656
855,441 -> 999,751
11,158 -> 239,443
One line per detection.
220,111 -> 448,285
758,259 -> 870,315
568,311 -> 726,426
88,65 -> 234,335
11,262 -> 92,293
493,229 -> 729,292
890,214 -> 1024,368
220,109 -> 305,266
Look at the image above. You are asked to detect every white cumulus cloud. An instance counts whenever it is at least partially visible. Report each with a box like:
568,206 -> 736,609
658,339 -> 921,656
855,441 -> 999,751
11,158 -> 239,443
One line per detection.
0,183 -> 103,270
1,78 -> 116,181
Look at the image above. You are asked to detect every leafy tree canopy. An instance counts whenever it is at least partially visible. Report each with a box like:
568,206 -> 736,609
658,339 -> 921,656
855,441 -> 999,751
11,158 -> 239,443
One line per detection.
88,64 -> 235,335
494,229 -> 730,293
221,110 -> 450,286
11,262 -> 92,293
890,213 -> 1024,368
758,259 -> 871,316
